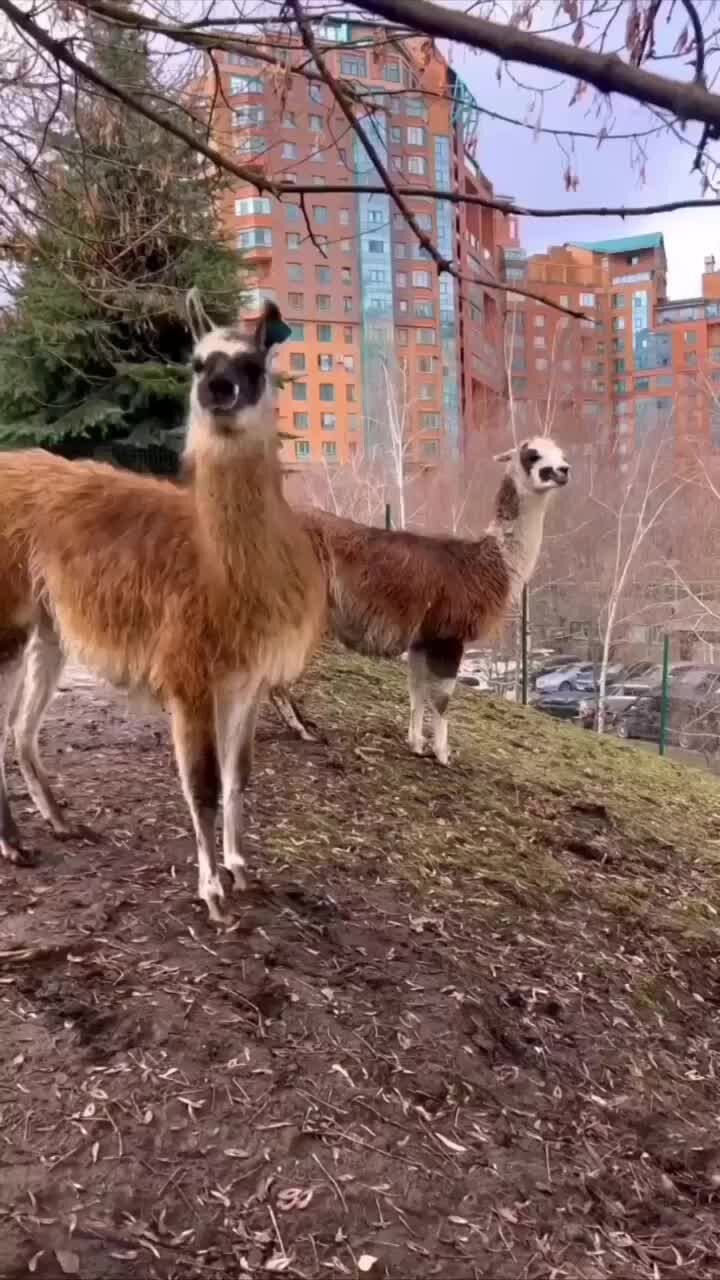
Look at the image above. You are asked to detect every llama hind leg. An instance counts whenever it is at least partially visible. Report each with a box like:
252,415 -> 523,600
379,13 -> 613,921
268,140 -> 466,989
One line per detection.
13,621 -> 71,836
270,686 -> 316,742
214,676 -> 263,890
170,699 -> 225,923
0,640 -> 28,863
407,646 -> 428,755
426,638 -> 463,767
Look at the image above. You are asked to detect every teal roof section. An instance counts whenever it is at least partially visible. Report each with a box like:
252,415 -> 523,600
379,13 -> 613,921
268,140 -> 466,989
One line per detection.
569,232 -> 665,255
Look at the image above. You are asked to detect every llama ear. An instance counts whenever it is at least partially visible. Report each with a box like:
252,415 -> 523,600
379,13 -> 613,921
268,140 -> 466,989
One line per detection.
494,448 -> 515,463
185,288 -> 212,343
254,300 -> 292,352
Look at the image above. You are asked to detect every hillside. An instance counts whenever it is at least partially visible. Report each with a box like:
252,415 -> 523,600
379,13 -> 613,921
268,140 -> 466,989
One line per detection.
1,650 -> 720,1279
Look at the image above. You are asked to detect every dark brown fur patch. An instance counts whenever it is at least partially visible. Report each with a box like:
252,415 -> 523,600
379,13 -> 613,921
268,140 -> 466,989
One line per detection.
495,476 -> 520,522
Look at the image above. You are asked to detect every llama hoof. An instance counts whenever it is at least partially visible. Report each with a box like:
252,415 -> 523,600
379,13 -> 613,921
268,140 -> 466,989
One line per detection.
52,820 -> 95,842
0,838 -> 31,866
408,739 -> 425,757
223,856 -> 248,893
199,870 -> 232,925
432,749 -> 450,766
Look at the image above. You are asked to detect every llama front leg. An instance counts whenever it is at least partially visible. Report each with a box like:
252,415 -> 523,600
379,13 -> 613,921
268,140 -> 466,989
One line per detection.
170,699 -> 225,923
425,638 -> 463,767
13,621 -> 71,836
214,677 -> 263,890
270,686 -> 316,742
407,646 -> 428,756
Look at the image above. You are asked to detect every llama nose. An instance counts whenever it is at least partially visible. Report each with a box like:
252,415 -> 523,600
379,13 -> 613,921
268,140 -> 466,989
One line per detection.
207,373 -> 237,404
554,468 -> 569,486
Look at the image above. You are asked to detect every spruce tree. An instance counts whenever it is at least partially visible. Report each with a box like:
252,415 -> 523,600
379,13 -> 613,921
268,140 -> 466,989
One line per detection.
0,13 -> 244,462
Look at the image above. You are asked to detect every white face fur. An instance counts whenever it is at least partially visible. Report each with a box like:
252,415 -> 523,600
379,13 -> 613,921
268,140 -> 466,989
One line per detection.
496,437 -> 570,495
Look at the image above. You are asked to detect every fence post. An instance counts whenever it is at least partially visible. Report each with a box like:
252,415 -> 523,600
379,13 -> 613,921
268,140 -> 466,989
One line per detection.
385,502 -> 392,531
659,633 -> 671,757
521,585 -> 529,706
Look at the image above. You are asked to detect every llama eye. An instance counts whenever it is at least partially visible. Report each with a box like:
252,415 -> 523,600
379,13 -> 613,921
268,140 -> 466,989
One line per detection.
192,357 -> 204,375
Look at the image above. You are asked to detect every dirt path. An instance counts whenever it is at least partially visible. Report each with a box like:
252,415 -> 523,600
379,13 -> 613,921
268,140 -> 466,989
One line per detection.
0,668 -> 719,1279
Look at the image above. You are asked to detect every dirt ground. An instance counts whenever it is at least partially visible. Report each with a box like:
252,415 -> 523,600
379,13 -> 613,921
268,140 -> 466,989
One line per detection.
2,655 -> 720,1279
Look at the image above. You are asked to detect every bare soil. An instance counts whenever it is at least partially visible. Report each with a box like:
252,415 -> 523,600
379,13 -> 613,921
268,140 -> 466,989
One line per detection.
2,652 -> 720,1279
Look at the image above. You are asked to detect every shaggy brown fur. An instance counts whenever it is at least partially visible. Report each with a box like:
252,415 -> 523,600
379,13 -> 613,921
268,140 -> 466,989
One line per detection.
0,301 -> 325,921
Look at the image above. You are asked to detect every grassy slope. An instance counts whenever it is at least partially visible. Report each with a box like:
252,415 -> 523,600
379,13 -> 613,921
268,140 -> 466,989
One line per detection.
265,648 -> 720,945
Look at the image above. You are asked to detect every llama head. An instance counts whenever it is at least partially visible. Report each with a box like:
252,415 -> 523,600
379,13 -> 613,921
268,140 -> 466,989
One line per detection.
494,436 -> 569,497
186,292 -> 291,439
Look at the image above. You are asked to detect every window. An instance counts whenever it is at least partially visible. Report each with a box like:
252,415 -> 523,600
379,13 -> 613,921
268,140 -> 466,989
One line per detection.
235,196 -> 271,217
398,300 -> 408,314
295,439 -> 311,459
288,292 -> 304,308
236,137 -> 265,156
533,335 -> 545,349
412,270 -> 431,288
407,126 -> 426,146
316,294 -> 331,311
236,228 -> 272,249
417,329 -> 436,346
346,384 -> 356,402
414,302 -> 434,318
419,383 -> 433,401
292,382 -> 308,401
317,324 -> 333,342
341,55 -> 367,75
423,441 -> 439,458
288,323 -> 304,341
635,378 -> 650,392
534,314 -> 545,327
368,240 -> 385,253
317,354 -> 333,371
309,114 -> 323,132
283,111 -> 296,127
230,76 -> 263,94
284,175 -> 297,184
615,379 -> 628,393
397,329 -> 408,346
384,59 -> 401,82
657,374 -> 674,388
613,316 -> 625,331
322,441 -> 337,459
309,83 -> 323,103
321,412 -> 336,430
315,265 -> 332,284
577,292 -> 595,308
391,126 -> 402,143
414,214 -> 433,231
368,209 -> 384,226
290,352 -> 306,371
406,97 -> 427,118
310,147 -> 324,163
286,233 -> 301,250
233,105 -> 265,127
686,352 -> 698,367
341,267 -> 352,284
313,205 -> 328,223
421,412 -> 441,429
407,155 -> 427,176
396,271 -> 407,288
339,209 -> 350,226
288,263 -> 303,282
286,204 -> 301,222
684,330 -> 698,344
343,296 -> 353,313
293,412 -> 309,429
611,293 -> 625,308
418,356 -> 437,373
615,358 -> 625,374
613,337 -> 625,352
343,355 -> 354,371
340,239 -> 352,253
282,141 -> 298,160
319,383 -> 335,402
394,243 -> 407,259
343,326 -> 353,343
368,269 -> 387,283
559,294 -> 569,308
338,147 -> 347,166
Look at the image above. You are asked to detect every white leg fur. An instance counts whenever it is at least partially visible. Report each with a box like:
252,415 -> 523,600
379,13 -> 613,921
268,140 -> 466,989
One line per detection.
407,648 -> 428,756
13,623 -> 69,833
270,688 -> 315,742
0,648 -> 27,863
170,701 -> 225,924
429,677 -> 455,767
214,676 -> 263,890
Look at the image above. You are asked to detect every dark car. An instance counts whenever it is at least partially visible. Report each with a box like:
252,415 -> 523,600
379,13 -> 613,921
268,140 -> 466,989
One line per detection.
534,686 -> 629,731
529,654 -> 581,690
617,665 -> 720,750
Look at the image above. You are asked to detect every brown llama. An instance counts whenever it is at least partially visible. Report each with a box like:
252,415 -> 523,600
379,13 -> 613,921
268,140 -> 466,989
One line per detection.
270,437 -> 570,764
0,298 -> 325,922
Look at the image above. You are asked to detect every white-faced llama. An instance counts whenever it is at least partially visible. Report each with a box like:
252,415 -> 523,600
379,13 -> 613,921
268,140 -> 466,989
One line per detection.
271,437 -> 570,764
0,299 -> 325,921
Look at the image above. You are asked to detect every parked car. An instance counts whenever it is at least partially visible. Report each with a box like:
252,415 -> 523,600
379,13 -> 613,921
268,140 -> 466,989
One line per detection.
616,665 -> 720,749
535,662 -> 595,694
529,654 -> 581,690
535,683 -> 638,730
573,663 -> 624,693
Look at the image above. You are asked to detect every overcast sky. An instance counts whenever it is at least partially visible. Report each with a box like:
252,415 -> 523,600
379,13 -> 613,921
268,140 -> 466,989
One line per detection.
454,37 -> 719,300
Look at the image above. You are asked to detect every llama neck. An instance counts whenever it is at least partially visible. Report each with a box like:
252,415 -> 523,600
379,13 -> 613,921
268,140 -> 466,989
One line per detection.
187,434 -> 283,588
488,475 -> 550,597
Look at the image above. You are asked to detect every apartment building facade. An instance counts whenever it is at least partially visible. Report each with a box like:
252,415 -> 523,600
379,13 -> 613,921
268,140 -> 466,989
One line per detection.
203,23 -> 513,466
503,230 -> 720,459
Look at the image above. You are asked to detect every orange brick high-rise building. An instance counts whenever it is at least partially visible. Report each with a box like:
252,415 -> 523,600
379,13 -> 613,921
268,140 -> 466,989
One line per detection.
203,22 -> 515,465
